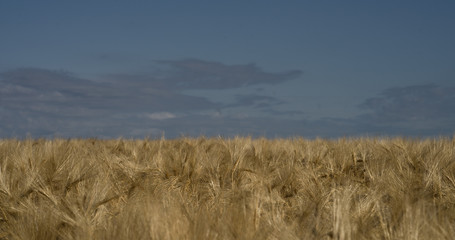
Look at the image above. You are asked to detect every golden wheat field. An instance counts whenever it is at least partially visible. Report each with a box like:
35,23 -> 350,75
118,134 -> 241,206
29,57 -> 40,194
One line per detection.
0,137 -> 454,239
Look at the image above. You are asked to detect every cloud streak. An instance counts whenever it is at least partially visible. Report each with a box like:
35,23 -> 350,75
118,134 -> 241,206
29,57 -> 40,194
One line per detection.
355,84 -> 455,136
144,112 -> 177,121
155,59 -> 303,89
225,94 -> 285,108
1,62 -> 453,139
0,68 -> 220,115
0,60 -> 304,138
359,84 -> 455,122
106,59 -> 303,91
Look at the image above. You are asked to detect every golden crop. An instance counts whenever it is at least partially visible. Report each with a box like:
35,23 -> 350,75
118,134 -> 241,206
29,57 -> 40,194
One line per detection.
0,137 -> 454,239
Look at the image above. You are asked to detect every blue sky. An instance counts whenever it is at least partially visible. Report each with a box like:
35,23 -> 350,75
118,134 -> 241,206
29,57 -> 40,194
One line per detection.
1,1 -> 454,138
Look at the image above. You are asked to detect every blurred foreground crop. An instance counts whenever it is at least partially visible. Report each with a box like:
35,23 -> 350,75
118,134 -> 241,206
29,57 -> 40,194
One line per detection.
0,137 -> 454,239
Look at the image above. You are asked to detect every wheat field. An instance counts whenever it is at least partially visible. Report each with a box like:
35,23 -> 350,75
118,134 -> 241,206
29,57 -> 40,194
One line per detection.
0,137 -> 454,239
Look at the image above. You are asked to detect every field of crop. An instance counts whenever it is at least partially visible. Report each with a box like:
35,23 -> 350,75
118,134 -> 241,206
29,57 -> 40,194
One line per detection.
0,137 -> 454,239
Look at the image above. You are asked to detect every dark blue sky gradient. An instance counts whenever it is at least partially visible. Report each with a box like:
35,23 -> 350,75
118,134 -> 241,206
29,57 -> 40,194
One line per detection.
1,1 -> 454,138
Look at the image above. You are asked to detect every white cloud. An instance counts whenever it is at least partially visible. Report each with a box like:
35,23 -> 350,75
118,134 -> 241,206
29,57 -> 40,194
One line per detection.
145,112 -> 177,120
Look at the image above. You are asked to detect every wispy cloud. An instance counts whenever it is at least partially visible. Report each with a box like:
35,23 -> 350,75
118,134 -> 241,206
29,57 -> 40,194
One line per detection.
359,84 -> 455,122
0,60 -> 303,138
3,62 -> 451,138
155,59 -> 303,89
225,94 -> 285,108
354,84 -> 455,136
106,59 -> 303,91
144,112 -> 177,121
0,68 -> 219,115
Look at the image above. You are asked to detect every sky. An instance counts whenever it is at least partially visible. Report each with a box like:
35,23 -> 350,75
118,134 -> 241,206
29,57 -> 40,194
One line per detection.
1,1 -> 455,139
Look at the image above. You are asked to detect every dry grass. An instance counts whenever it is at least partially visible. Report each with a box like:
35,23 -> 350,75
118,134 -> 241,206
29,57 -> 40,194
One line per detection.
0,136 -> 454,239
